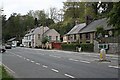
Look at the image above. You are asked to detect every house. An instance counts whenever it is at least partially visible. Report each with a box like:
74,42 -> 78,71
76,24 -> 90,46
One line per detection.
43,29 -> 60,42
79,18 -> 114,43
63,23 -> 86,43
7,37 -> 19,47
22,26 -> 60,48
78,18 -> 119,54
63,18 -> 119,54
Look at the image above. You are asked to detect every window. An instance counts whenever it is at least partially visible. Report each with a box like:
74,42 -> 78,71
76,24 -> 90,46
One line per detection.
74,34 -> 76,40
56,36 -> 58,41
80,34 -> 82,39
38,34 -> 40,40
68,35 -> 70,40
49,36 -> 52,41
86,33 -> 90,40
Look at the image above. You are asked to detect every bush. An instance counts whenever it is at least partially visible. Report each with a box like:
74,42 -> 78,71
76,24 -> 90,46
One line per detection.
61,43 -> 78,51
61,43 -> 94,52
80,43 -> 94,52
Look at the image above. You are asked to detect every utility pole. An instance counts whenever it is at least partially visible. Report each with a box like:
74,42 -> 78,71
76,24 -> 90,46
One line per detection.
0,7 -> 4,45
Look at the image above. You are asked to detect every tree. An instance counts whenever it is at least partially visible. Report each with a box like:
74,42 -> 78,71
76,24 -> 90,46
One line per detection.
96,26 -> 105,43
108,2 -> 120,35
42,37 -> 49,44
49,7 -> 58,20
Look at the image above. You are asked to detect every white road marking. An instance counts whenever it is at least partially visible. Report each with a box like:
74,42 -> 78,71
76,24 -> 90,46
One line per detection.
80,60 -> 90,63
51,69 -> 59,73
23,58 -> 26,60
108,65 -> 120,69
64,74 -> 75,78
26,59 -> 30,61
42,65 -> 48,68
111,58 -> 118,60
2,64 -> 15,74
31,60 -> 35,63
36,63 -> 40,65
18,55 -> 22,58
49,55 -> 61,58
69,58 -> 79,62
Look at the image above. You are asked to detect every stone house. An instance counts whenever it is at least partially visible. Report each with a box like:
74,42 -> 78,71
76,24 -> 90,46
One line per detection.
63,23 -> 86,43
63,18 -> 119,54
78,18 -> 119,54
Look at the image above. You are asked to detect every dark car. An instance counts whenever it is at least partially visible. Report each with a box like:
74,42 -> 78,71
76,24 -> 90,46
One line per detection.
5,44 -> 12,49
0,48 -> 6,53
0,45 -> 6,53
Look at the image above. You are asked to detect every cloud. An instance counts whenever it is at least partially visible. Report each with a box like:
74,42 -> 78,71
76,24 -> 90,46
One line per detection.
3,0 -> 65,18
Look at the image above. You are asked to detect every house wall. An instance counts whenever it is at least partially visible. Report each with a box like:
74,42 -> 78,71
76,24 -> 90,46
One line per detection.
65,34 -> 79,43
80,32 -> 94,44
34,34 -> 42,47
45,30 -> 60,42
63,36 -> 68,43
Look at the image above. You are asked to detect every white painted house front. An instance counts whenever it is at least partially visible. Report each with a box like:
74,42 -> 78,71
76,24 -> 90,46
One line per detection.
22,26 -> 60,48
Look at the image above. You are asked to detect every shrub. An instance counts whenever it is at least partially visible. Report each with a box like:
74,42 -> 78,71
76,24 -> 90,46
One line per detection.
61,43 -> 94,52
61,43 -> 77,51
80,43 -> 94,52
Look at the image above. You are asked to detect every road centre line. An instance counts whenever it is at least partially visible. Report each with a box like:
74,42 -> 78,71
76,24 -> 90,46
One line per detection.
64,74 -> 75,78
23,57 -> 26,59
42,65 -> 48,68
26,59 -> 30,61
51,69 -> 59,73
69,58 -> 79,62
36,63 -> 40,65
108,65 -> 120,69
31,60 -> 35,63
80,60 -> 90,63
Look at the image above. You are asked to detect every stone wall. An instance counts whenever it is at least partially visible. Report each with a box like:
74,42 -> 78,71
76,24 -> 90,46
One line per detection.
94,40 -> 120,54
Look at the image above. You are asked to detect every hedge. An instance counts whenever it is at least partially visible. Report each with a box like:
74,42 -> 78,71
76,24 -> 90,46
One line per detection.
61,43 -> 94,52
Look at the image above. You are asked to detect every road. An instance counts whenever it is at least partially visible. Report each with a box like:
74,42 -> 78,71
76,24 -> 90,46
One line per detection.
1,47 -> 119,79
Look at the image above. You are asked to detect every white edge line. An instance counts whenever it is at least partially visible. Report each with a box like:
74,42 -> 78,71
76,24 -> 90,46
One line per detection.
51,69 -> 59,73
2,63 -> 15,74
64,74 -> 75,78
109,65 -> 120,69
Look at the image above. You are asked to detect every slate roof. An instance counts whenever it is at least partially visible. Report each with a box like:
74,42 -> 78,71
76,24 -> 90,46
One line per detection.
79,18 -> 113,33
25,26 -> 49,36
43,29 -> 60,36
8,37 -> 16,41
66,23 -> 86,35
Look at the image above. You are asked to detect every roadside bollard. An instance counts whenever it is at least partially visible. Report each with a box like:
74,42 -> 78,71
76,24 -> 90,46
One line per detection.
100,49 -> 106,61
78,47 -> 81,52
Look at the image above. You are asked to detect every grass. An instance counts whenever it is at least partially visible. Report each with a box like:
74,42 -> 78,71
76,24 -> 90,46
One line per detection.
0,65 -> 14,80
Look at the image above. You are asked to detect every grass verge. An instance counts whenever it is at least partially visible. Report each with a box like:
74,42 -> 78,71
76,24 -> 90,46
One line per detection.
0,65 -> 14,80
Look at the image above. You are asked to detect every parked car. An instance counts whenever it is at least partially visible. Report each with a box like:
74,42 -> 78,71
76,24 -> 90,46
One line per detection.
20,44 -> 24,47
0,45 -> 6,53
5,44 -> 12,49
12,44 -> 16,48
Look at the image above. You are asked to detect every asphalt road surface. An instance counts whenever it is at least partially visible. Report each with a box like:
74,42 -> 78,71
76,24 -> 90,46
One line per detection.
1,47 -> 119,78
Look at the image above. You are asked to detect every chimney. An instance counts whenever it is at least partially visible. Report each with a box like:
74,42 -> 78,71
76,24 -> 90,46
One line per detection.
75,20 -> 79,25
86,15 -> 93,25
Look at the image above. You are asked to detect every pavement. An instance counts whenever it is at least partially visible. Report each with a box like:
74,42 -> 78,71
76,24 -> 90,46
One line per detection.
1,47 -> 119,78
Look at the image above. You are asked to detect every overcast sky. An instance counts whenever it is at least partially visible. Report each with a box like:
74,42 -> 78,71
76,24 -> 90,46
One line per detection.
1,0 -> 65,18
